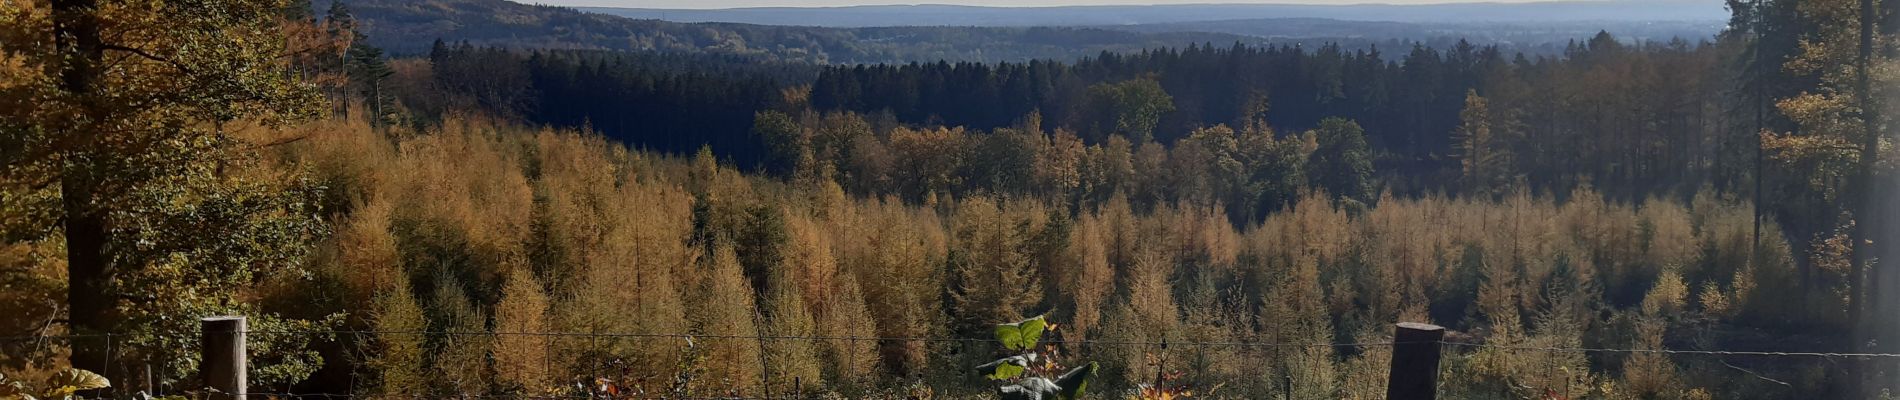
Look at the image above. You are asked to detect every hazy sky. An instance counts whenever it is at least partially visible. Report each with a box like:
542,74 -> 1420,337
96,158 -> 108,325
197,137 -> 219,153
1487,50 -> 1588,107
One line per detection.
520,0 -> 1600,10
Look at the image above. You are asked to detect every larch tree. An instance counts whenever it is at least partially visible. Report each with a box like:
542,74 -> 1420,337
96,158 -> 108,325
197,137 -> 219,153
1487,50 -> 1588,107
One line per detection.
1102,250 -> 1182,386
783,213 -> 838,311
430,275 -> 489,396
816,273 -> 879,388
1,0 -> 325,382
765,212 -> 827,389
1453,89 -> 1515,197
840,200 -> 946,375
1624,268 -> 1688,396
1064,212 -> 1115,344
367,272 -> 427,396
761,274 -> 823,391
690,244 -> 764,395
552,180 -> 693,384
1081,135 -> 1135,204
948,197 -> 1044,332
1261,253 -> 1337,399
1034,126 -> 1086,202
492,268 -> 551,393
1759,0 -> 1892,385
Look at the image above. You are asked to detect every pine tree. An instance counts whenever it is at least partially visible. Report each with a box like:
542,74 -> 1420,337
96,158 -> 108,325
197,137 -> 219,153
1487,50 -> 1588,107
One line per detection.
347,43 -> 396,125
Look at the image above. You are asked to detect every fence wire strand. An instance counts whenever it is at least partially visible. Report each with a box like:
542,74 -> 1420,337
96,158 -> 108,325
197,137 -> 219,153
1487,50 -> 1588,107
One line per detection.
1436,340 -> 1900,359
11,331 -> 1900,356
9,329 -> 1900,399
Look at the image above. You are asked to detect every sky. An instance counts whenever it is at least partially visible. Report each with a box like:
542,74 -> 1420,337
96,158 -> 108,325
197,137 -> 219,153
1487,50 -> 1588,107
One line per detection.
521,0 -> 1608,10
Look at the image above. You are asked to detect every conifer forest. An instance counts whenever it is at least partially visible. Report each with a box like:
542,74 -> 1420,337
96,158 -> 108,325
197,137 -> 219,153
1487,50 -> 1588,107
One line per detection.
4,0 -> 1900,398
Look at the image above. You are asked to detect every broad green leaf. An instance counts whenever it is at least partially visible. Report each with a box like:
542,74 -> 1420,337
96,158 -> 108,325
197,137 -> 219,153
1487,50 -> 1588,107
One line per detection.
45,369 -> 108,393
1054,362 -> 1098,400
994,315 -> 1048,350
988,362 -> 1026,380
977,354 -> 1037,380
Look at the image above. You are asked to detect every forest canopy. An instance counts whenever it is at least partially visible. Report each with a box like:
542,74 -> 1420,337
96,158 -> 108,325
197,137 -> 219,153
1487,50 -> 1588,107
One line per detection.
1,0 -> 1898,398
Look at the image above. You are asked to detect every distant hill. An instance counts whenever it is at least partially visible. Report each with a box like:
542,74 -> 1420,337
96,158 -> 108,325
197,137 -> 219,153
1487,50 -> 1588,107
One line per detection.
1103,18 -> 1726,52
577,1 -> 1728,27
328,0 -> 1278,63
333,0 -> 1723,65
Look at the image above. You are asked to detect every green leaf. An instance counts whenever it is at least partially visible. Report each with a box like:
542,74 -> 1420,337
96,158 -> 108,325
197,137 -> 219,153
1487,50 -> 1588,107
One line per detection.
1054,362 -> 1098,400
994,315 -> 1048,351
44,369 -> 109,393
977,354 -> 1037,380
989,362 -> 1026,380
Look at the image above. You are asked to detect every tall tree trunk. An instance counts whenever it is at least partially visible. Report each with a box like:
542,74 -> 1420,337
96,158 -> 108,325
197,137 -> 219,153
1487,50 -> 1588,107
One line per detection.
1850,0 -> 1881,394
1752,0 -> 1767,275
51,0 -> 113,379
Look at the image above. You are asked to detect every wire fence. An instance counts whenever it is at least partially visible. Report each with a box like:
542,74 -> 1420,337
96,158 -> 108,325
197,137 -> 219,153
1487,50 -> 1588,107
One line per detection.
3,329 -> 1895,399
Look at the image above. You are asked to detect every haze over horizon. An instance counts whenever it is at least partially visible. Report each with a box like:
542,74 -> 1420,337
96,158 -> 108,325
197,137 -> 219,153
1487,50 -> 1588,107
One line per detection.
520,0 -> 1718,10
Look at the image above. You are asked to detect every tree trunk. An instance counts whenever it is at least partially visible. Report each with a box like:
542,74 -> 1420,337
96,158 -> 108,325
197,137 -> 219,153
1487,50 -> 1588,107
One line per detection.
52,0 -> 113,379
1849,0 -> 1880,394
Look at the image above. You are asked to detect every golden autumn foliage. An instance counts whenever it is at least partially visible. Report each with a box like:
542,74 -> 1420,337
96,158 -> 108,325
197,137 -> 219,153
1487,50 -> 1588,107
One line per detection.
366,272 -> 427,396
949,196 -> 1044,330
0,0 -> 1887,397
492,269 -> 551,393
762,280 -> 823,391
82,110 -> 1821,398
688,245 -> 765,395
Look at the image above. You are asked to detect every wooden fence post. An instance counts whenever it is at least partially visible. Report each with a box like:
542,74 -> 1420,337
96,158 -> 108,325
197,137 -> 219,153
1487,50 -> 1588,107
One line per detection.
202,316 -> 247,400
1385,322 -> 1445,400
